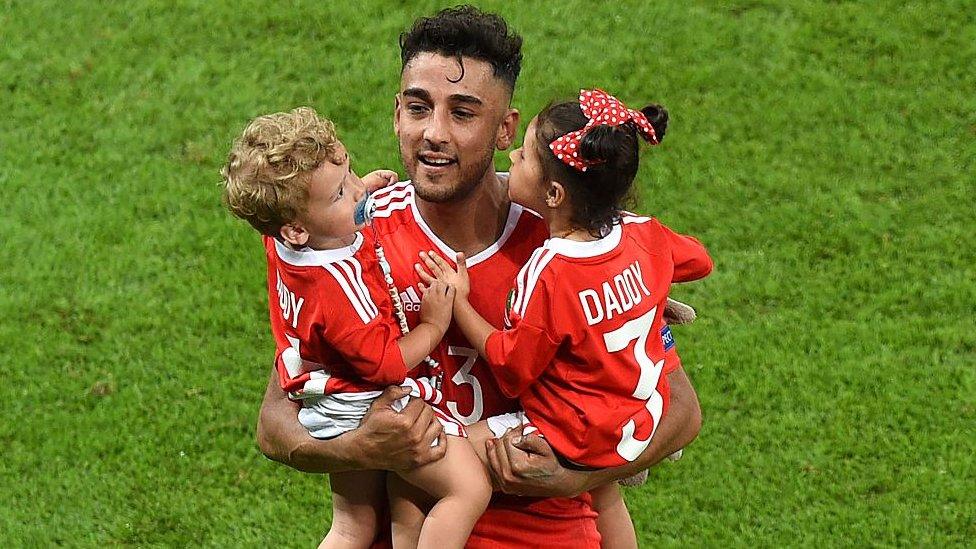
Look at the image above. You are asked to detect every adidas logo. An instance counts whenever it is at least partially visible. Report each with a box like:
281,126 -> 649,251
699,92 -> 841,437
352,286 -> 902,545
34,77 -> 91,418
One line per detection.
399,286 -> 422,312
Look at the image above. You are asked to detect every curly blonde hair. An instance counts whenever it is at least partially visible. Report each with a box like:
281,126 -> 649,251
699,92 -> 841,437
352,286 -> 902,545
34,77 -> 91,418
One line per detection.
221,107 -> 341,236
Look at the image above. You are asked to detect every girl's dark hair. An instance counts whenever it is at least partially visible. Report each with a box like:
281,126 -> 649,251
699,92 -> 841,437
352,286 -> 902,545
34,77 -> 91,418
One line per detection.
399,5 -> 523,92
534,100 -> 668,236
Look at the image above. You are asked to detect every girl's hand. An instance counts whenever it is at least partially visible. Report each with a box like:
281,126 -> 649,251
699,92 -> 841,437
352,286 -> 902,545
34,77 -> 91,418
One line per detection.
415,251 -> 470,301
362,169 -> 398,192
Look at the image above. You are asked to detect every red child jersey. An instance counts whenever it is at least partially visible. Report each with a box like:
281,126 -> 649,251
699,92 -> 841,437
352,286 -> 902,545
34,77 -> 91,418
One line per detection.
484,214 -> 713,468
264,233 -> 408,398
369,180 -> 601,548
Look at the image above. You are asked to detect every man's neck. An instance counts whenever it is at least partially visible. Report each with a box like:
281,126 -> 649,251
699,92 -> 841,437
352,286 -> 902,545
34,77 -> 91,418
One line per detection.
415,170 -> 511,258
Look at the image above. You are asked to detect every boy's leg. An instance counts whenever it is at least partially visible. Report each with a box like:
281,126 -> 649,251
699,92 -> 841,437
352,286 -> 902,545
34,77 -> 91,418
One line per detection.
398,435 -> 492,549
592,483 -> 638,549
319,470 -> 386,549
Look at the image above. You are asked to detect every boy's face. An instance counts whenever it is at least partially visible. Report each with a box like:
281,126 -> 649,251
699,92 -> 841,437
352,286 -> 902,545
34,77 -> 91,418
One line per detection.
286,142 -> 367,248
394,52 -> 518,203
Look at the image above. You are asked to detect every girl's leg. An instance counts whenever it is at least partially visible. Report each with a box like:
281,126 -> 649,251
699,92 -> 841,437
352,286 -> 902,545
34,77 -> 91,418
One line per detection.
592,482 -> 638,549
397,435 -> 492,549
319,470 -> 386,549
387,473 -> 434,549
465,420 -> 494,467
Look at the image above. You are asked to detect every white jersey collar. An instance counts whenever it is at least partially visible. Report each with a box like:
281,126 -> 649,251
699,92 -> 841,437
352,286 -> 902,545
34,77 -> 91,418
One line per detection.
544,223 -> 623,258
407,173 -> 524,268
274,233 -> 364,267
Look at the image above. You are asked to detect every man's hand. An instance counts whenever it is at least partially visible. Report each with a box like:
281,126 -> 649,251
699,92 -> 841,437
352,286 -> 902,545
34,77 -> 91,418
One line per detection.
256,374 -> 445,473
485,431 -> 587,498
362,169 -> 398,192
353,385 -> 447,471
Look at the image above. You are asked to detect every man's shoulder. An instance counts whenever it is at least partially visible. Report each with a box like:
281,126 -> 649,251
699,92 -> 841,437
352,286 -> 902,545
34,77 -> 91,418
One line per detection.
371,180 -> 415,218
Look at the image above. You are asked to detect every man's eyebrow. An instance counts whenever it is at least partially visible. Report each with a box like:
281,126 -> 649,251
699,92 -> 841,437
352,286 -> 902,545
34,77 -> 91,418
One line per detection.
402,88 -> 432,102
449,94 -> 483,106
401,88 -> 483,107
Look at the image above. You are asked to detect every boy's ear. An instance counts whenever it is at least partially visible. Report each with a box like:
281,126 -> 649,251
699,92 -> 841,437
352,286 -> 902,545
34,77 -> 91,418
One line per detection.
280,223 -> 310,247
546,181 -> 567,209
495,108 -> 520,150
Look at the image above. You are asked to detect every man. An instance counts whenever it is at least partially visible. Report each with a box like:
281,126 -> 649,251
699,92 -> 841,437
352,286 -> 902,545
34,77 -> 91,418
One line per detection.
256,6 -> 702,547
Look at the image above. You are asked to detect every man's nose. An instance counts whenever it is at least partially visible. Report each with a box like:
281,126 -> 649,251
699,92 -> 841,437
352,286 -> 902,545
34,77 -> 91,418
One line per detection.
423,110 -> 450,145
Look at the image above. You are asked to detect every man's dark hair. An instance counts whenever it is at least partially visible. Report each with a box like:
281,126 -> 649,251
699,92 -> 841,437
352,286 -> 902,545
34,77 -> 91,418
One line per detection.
399,5 -> 523,92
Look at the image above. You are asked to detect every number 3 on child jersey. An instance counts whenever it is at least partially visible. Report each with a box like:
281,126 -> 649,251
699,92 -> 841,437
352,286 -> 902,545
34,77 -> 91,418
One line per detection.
603,307 -> 666,462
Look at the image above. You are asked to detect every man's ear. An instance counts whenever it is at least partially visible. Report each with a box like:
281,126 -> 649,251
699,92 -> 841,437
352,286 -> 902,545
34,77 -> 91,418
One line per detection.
280,223 -> 310,247
495,108 -> 520,150
393,94 -> 402,136
546,181 -> 567,209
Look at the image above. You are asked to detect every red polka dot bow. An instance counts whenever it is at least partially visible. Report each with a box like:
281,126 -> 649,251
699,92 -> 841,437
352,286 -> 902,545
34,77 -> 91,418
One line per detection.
549,89 -> 659,172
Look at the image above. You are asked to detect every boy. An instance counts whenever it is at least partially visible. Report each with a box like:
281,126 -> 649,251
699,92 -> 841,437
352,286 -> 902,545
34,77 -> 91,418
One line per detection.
221,107 -> 490,548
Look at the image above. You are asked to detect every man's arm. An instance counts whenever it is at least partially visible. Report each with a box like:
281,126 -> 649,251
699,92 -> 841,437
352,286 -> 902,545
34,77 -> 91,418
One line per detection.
484,367 -> 701,497
256,371 -> 447,474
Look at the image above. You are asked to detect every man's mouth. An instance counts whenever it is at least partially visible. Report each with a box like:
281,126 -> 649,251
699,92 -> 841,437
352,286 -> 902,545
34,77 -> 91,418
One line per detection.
418,153 -> 457,168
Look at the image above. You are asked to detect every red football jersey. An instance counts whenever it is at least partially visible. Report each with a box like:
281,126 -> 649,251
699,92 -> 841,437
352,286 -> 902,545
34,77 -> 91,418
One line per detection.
484,215 -> 713,468
370,181 -> 549,424
369,180 -> 600,548
264,233 -> 408,398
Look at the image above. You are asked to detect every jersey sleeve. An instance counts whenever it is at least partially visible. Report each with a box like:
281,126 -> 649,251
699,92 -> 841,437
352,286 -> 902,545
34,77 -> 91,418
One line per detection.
274,343 -> 326,399
316,274 -> 408,387
661,324 -> 684,376
483,276 -> 560,399
660,223 -> 713,282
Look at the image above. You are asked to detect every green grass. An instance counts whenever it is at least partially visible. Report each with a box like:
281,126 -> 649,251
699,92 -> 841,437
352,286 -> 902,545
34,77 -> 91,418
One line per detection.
2,0 -> 974,546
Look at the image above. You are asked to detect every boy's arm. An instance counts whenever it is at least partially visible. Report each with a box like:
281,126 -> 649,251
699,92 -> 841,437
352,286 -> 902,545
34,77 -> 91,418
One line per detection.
397,279 -> 454,368
256,370 -> 448,473
484,367 -> 701,497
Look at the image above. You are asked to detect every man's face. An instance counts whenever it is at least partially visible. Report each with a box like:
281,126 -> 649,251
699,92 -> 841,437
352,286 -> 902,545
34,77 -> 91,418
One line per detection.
395,52 -> 516,203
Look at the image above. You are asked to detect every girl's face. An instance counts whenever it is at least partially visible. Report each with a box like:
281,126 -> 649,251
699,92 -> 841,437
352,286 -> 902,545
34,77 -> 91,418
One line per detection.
507,117 -> 549,212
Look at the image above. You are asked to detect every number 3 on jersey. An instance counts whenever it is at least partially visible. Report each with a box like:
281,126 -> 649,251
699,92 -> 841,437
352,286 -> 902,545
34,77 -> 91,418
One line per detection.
446,346 -> 483,424
603,307 -> 666,462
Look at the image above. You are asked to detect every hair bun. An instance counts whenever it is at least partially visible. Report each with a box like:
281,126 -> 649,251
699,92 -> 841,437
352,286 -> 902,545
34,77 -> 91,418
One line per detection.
640,104 -> 668,142
578,124 -> 632,166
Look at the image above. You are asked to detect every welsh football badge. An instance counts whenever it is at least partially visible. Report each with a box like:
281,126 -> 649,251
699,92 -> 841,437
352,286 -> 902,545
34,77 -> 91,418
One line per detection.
504,288 -> 516,329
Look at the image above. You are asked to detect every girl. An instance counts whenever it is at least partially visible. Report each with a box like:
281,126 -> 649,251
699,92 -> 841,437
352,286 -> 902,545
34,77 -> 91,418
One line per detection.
418,89 -> 713,548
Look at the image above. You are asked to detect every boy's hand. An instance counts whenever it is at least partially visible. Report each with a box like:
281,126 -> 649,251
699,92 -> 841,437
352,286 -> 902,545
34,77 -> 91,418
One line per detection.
417,279 -> 455,333
415,251 -> 470,301
362,169 -> 398,192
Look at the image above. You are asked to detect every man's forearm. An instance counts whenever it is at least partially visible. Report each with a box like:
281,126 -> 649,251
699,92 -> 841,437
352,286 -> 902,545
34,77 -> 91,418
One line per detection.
256,371 -> 362,474
256,370 -> 447,474
578,367 -> 701,491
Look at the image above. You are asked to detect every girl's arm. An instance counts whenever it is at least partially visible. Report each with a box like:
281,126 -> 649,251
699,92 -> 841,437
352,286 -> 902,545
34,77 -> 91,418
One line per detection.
452,295 -> 494,358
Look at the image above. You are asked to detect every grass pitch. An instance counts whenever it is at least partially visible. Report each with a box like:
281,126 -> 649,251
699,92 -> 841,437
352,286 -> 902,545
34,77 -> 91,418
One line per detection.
1,0 -> 973,546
